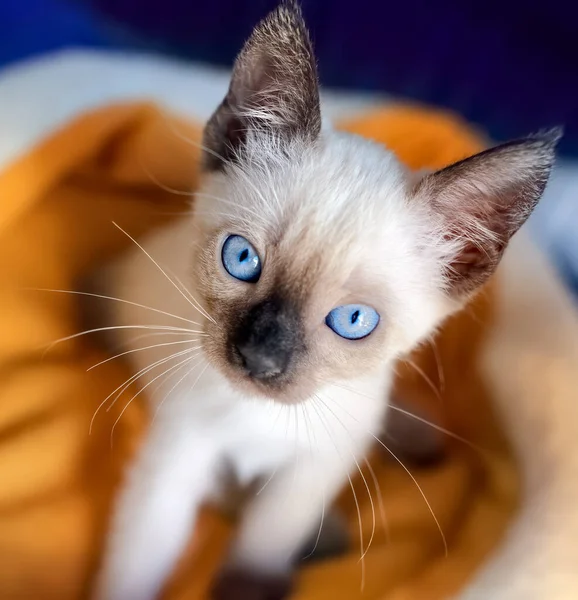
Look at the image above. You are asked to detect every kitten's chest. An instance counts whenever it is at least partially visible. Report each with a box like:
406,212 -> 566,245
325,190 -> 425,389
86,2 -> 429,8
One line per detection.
218,384 -> 390,486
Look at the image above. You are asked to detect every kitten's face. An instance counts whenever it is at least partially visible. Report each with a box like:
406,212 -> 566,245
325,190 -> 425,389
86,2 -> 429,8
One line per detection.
187,2 -> 558,402
193,134 -> 452,401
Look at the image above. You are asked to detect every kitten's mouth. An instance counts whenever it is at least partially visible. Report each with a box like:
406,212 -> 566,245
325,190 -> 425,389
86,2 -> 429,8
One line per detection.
228,343 -> 292,389
201,336 -> 310,404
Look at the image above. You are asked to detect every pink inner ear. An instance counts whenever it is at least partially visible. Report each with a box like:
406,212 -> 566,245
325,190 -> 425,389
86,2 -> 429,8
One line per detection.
441,238 -> 501,297
438,197 -> 515,295
451,243 -> 485,275
447,239 -> 504,287
416,133 -> 559,297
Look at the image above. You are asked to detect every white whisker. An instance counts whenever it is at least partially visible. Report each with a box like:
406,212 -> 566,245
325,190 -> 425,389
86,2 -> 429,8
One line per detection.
364,457 -> 390,542
110,351 -> 202,447
157,109 -> 233,168
88,340 -> 202,371
45,324 -> 196,357
152,359 -> 209,425
288,404 -> 301,509
111,222 -> 213,323
387,404 -> 485,454
322,394 -> 448,557
105,346 -> 200,413
430,340 -> 445,393
320,377 -> 482,453
168,268 -> 217,326
297,400 -> 325,559
404,358 -> 442,403
140,163 -> 195,197
30,288 -> 205,328
315,393 -> 376,562
194,192 -> 272,225
89,345 -> 198,434
374,442 -> 448,556
256,465 -> 280,497
117,330 -> 199,349
301,484 -> 326,561
310,396 -> 366,592
300,402 -> 315,460
156,112 -> 278,225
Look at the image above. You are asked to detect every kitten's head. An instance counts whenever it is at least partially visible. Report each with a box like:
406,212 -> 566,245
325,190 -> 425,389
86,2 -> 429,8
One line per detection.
192,1 -> 559,402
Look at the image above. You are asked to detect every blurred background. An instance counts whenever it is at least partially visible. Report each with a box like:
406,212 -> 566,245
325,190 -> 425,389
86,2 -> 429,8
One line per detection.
1,0 -> 577,291
2,0 -> 578,152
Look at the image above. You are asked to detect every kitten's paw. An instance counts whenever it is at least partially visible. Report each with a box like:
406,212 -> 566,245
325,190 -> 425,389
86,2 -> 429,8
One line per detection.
210,569 -> 292,600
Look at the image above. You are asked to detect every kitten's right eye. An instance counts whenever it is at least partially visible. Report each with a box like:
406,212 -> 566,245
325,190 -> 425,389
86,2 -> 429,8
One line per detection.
221,235 -> 262,283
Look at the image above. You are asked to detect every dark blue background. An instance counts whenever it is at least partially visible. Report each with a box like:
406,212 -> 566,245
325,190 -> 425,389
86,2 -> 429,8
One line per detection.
1,0 -> 577,155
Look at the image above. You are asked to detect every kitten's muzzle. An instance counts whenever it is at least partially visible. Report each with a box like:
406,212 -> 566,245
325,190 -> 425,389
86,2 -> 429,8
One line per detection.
230,296 -> 304,383
235,342 -> 287,380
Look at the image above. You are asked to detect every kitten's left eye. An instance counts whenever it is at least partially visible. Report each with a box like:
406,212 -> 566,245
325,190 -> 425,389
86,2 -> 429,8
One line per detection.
325,304 -> 380,340
221,234 -> 262,283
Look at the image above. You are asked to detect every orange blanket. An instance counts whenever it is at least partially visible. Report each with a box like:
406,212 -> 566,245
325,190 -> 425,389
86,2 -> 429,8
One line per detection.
0,102 -> 518,599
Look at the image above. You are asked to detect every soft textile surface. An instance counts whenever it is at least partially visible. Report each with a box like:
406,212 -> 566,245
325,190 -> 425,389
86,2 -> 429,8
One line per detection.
0,101 -> 518,599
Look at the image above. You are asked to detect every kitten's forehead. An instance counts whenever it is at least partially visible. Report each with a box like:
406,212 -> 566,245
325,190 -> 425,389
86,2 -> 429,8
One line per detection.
221,130 -> 408,248
197,129 -> 420,309
292,134 -> 411,273
286,131 -> 406,225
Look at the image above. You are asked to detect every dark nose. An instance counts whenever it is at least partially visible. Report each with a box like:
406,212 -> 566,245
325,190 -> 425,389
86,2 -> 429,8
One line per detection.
231,296 -> 303,381
235,342 -> 289,379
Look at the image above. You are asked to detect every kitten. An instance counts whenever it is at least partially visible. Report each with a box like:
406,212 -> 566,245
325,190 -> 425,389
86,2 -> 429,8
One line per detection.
94,2 -> 559,599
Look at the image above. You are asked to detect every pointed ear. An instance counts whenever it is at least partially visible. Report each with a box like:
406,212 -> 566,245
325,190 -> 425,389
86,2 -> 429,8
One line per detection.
203,1 -> 321,171
414,129 -> 562,297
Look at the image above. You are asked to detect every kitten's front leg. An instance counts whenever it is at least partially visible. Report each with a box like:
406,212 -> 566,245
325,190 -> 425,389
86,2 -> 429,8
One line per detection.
95,416 -> 219,600
211,458 -> 347,600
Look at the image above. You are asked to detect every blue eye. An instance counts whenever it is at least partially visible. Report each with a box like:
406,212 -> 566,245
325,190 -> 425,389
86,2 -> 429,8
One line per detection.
221,235 -> 262,283
325,304 -> 380,340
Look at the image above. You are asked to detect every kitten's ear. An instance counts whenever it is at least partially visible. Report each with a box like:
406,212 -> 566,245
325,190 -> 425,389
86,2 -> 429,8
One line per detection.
203,1 -> 321,171
415,129 -> 562,297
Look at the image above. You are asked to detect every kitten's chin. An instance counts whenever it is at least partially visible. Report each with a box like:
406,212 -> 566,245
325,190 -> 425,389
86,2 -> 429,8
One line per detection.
232,370 -> 312,405
209,357 -> 312,405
